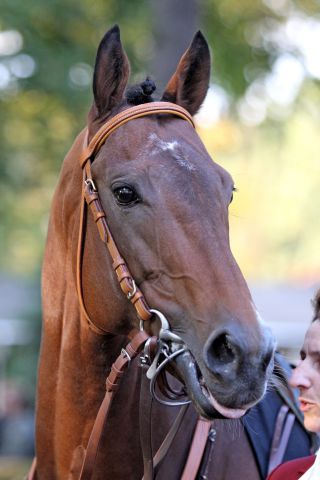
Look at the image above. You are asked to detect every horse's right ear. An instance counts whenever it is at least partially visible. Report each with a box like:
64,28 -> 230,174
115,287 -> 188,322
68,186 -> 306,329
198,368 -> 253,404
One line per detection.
92,25 -> 130,118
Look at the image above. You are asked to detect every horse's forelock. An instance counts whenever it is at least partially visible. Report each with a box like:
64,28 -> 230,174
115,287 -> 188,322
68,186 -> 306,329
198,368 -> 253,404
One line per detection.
125,77 -> 157,105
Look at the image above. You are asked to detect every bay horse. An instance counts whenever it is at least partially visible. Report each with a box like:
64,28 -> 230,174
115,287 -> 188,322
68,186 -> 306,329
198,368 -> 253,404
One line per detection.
33,25 -> 275,479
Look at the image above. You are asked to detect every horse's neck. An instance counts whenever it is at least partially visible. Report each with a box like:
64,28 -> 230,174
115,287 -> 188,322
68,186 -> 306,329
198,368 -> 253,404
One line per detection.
36,130 -> 195,478
36,130 -> 130,478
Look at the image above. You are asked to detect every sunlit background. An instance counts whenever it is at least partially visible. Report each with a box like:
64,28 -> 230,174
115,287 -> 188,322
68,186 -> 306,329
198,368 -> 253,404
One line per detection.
0,0 -> 319,477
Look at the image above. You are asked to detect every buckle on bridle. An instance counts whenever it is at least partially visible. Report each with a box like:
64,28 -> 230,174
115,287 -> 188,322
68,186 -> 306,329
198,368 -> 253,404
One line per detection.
84,178 -> 97,192
121,348 -> 131,363
127,280 -> 137,300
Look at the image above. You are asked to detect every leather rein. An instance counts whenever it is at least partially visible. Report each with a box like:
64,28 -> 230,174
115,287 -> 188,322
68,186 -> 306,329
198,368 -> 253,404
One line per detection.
28,102 -> 212,480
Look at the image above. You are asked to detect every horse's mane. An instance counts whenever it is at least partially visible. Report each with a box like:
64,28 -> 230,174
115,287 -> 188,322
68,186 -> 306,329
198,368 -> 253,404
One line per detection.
125,77 -> 156,105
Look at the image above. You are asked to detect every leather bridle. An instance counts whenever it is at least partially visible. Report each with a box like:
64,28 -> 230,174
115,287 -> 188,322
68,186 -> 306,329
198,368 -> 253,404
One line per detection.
77,101 -> 195,335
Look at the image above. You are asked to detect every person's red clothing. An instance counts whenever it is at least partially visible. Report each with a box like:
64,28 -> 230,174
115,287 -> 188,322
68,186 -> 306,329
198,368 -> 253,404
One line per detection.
267,455 -> 316,479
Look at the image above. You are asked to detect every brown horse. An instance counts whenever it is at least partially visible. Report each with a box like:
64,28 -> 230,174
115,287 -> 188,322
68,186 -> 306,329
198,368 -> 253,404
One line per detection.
34,26 -> 275,479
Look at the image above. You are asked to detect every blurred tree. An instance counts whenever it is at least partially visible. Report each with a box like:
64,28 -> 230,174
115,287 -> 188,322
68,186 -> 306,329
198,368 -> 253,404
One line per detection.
0,0 -> 319,277
150,0 -> 199,92
0,0 -> 153,274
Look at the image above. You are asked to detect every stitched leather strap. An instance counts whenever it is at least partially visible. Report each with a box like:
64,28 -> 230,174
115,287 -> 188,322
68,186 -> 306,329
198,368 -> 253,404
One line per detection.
180,418 -> 211,480
82,172 -> 151,321
79,330 -> 149,480
76,170 -> 111,334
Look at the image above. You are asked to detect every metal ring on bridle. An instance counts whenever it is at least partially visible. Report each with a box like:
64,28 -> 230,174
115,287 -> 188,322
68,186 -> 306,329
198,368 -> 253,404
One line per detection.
84,178 -> 97,192
150,309 -> 184,344
149,347 -> 191,406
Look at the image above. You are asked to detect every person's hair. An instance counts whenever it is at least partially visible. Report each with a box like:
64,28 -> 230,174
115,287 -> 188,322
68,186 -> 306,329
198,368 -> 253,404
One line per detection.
312,289 -> 320,322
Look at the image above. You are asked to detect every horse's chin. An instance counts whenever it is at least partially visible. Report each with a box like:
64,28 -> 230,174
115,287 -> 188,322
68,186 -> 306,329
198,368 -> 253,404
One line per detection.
173,351 -> 248,420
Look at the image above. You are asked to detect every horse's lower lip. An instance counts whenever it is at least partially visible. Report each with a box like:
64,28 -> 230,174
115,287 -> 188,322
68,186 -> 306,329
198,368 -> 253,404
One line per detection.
207,391 -> 246,419
173,350 -> 248,419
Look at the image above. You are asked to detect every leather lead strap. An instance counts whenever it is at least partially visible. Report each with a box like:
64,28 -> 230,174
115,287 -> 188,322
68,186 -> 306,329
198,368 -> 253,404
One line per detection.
152,406 -> 189,471
180,418 -> 212,480
79,330 -> 149,480
140,367 -> 155,480
139,380 -> 189,480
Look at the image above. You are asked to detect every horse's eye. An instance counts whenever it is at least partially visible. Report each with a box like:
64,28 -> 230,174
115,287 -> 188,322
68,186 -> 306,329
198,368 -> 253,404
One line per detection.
113,186 -> 139,205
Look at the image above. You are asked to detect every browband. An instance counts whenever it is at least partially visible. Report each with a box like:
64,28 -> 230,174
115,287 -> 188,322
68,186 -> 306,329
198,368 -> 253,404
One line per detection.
80,101 -> 195,168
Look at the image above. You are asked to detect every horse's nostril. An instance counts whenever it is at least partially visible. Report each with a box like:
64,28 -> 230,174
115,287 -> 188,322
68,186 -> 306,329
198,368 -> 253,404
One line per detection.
204,331 -> 239,377
212,334 -> 236,364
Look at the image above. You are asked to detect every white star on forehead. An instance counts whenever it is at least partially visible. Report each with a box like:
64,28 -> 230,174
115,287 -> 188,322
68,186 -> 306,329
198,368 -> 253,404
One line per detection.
147,133 -> 196,171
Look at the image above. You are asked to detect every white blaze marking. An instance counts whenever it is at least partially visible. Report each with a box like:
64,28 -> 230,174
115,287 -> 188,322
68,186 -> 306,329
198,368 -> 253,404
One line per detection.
147,133 -> 195,171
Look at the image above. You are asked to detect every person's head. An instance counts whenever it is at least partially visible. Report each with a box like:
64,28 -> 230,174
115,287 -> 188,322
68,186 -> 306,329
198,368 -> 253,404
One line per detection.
290,289 -> 320,432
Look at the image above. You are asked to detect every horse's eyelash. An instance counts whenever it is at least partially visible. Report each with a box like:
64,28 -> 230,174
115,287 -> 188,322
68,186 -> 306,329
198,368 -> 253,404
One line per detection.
232,186 -> 238,193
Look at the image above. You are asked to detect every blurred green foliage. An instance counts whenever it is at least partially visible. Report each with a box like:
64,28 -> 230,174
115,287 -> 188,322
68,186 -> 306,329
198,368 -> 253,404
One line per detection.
0,458 -> 31,480
0,0 -> 319,279
0,0 -> 151,275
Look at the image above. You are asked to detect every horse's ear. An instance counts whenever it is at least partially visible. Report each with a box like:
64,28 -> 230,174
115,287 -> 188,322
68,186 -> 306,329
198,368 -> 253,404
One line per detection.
92,25 -> 130,118
161,31 -> 210,115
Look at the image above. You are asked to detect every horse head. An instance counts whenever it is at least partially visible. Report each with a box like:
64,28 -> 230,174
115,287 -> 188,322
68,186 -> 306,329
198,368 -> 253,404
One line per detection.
80,25 -> 275,420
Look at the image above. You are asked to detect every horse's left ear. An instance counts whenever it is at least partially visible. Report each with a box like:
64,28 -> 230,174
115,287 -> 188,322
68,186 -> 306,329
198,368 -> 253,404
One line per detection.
161,31 -> 210,115
92,25 -> 130,118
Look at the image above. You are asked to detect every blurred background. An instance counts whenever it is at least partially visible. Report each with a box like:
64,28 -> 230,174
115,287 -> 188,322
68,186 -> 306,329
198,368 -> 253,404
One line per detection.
0,0 -> 319,477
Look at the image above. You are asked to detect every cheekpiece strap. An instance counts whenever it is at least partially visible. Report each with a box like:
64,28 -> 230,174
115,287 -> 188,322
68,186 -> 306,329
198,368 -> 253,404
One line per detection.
77,102 -> 195,329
